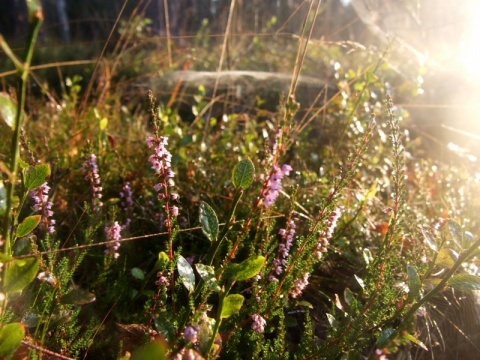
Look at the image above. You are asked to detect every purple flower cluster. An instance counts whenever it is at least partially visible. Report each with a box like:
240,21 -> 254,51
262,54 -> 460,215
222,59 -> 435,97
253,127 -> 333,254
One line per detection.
119,182 -> 133,229
183,326 -> 199,343
30,182 -> 55,234
251,314 -> 267,333
82,154 -> 103,210
146,135 -> 179,223
264,164 -> 292,208
104,221 -> 122,259
289,273 -> 310,298
315,206 -> 342,259
270,217 -> 297,281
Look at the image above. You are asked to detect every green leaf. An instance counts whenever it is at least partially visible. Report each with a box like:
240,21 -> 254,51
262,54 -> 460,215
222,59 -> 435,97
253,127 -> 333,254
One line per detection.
154,317 -> 175,343
16,215 -> 41,238
442,219 -> 463,248
61,287 -> 96,305
199,202 -> 219,242
402,333 -> 428,351
232,159 -> 255,189
12,235 -> 37,256
0,322 -> 25,357
196,263 -> 220,292
0,253 -> 12,262
447,273 -> 480,291
377,327 -> 394,347
131,267 -> 145,280
344,287 -> 354,306
406,264 -> 421,303
224,255 -> 265,282
155,251 -> 170,270
4,257 -> 39,293
177,255 -> 195,292
0,181 -> 6,216
99,117 -> 108,130
326,313 -> 338,329
354,274 -> 365,289
131,340 -> 167,360
435,248 -> 457,269
221,294 -> 244,318
24,164 -> 51,191
0,93 -> 17,130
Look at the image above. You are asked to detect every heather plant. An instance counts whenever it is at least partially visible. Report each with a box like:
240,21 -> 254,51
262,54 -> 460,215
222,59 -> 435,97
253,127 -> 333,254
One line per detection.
1,1 -> 480,360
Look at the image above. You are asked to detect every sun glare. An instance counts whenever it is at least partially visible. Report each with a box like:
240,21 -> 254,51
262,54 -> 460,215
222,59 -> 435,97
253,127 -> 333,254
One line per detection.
457,1 -> 480,80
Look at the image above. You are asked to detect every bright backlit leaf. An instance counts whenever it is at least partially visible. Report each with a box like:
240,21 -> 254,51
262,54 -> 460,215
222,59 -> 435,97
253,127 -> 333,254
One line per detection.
406,264 -> 421,303
196,263 -> 220,292
4,257 -> 39,293
199,201 -> 219,242
0,93 -> 17,130
177,255 -> 195,292
221,294 -> 244,318
16,215 -> 41,238
25,164 -> 51,191
224,255 -> 265,282
0,322 -> 25,357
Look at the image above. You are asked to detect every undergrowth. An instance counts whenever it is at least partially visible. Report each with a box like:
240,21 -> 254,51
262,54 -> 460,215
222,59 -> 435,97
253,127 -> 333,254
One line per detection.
0,1 -> 479,360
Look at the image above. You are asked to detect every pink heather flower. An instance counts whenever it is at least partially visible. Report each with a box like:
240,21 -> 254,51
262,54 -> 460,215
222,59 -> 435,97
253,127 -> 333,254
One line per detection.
290,273 -> 310,298
120,182 -> 133,229
82,154 -> 103,210
171,205 -> 179,217
263,164 -> 292,208
315,207 -> 343,259
375,349 -> 389,360
30,182 -> 55,234
155,272 -> 170,287
281,164 -> 292,176
270,217 -> 298,280
183,326 -> 198,343
104,221 -> 122,259
251,314 -> 267,333
147,135 -> 179,220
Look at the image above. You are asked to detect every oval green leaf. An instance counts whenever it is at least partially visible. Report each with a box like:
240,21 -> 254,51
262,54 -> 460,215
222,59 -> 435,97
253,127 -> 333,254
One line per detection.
232,159 -> 255,189
435,248 -> 456,269
12,235 -> 37,256
221,294 -> 244,318
326,313 -> 338,329
443,219 -> 463,248
447,273 -> 480,291
224,255 -> 265,282
0,93 -> 17,130
16,215 -> 41,238
177,255 -> 195,292
406,264 -> 421,303
0,322 -> 25,357
195,263 -> 220,292
131,267 -> 145,280
60,287 -> 96,305
25,164 -> 51,191
4,257 -> 39,293
199,202 -> 219,242
344,287 -> 354,306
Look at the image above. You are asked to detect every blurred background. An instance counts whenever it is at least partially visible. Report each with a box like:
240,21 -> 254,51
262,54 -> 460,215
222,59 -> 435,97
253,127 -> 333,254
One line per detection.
1,0 -> 479,159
